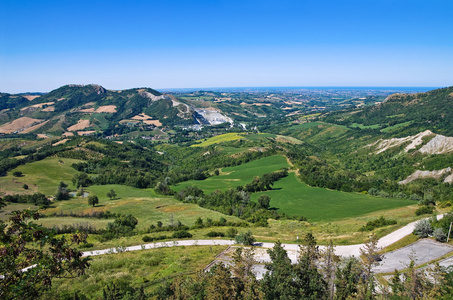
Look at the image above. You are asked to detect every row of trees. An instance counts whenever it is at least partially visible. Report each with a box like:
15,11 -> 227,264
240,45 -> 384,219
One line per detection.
153,233 -> 453,299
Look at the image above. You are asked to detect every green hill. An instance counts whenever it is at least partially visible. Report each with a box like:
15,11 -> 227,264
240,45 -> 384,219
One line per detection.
325,86 -> 453,135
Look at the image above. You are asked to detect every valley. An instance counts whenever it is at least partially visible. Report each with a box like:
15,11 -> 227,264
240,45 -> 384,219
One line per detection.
1,85 -> 453,299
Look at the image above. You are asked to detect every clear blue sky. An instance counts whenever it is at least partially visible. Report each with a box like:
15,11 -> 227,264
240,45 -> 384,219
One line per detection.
1,0 -> 452,93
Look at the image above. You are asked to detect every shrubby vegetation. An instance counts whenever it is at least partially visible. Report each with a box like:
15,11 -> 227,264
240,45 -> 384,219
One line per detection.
2,193 -> 50,207
359,216 -> 397,232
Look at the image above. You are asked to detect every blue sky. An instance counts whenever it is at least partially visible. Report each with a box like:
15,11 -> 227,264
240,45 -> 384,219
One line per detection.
1,0 -> 452,93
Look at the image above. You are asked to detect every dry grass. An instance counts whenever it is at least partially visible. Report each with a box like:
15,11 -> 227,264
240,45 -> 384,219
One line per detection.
0,117 -> 43,133
95,105 -> 117,113
20,120 -> 49,133
143,120 -> 162,126
23,95 -> 41,101
67,119 -> 90,131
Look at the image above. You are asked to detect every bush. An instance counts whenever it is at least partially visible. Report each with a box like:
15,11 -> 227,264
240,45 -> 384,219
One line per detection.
235,231 -> 255,245
206,231 -> 225,237
413,219 -> 433,238
415,205 -> 434,216
13,171 -> 23,177
433,227 -> 447,242
172,230 -> 193,239
142,235 -> 154,242
359,216 -> 397,231
226,227 -> 238,238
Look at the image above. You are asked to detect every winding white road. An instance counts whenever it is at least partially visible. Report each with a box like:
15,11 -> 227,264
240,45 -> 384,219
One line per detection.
82,214 -> 445,258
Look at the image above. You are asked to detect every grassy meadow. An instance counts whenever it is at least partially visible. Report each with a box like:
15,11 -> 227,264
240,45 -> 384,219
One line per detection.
173,155 -> 289,193
46,245 -> 227,299
0,157 -> 82,195
251,172 -> 414,222
43,184 -> 242,231
191,132 -> 244,147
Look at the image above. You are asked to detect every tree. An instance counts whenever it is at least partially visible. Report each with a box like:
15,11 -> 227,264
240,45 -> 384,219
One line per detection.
55,181 -> 70,201
0,199 -> 90,299
231,247 -> 263,299
335,257 -> 363,300
23,184 -> 28,190
293,233 -> 327,299
262,241 -> 297,299
413,219 -> 433,238
226,227 -> 238,238
359,234 -> 382,299
257,195 -> 271,210
106,189 -> 117,200
72,173 -> 92,188
206,264 -> 236,299
235,231 -> 255,246
12,171 -> 22,177
88,195 -> 99,207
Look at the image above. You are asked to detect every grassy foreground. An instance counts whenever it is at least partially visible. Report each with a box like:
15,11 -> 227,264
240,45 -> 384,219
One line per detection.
45,245 -> 227,299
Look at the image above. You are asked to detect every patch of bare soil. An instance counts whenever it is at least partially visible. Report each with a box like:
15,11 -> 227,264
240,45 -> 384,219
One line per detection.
77,131 -> 96,136
80,108 -> 95,113
23,95 -> 41,101
67,119 -> 90,131
418,134 -> 453,155
0,117 -> 43,134
42,106 -> 55,112
62,132 -> 74,137
37,134 -> 49,139
52,139 -> 69,146
20,120 -> 49,133
95,105 -> 117,113
20,102 -> 54,111
132,113 -> 152,120
143,120 -> 162,126
373,130 -> 434,154
399,167 -> 451,184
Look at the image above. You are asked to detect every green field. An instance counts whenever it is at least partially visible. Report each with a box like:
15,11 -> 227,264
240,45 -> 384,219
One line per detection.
380,121 -> 414,133
173,155 -> 289,194
191,132 -> 245,147
349,123 -> 381,129
46,245 -> 227,299
251,173 -> 413,222
0,157 -> 82,195
44,184 -> 241,230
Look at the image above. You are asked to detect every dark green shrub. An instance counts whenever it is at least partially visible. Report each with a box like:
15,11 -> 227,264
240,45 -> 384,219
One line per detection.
142,236 -> 154,242
415,205 -> 434,216
206,231 -> 225,237
172,230 -> 192,239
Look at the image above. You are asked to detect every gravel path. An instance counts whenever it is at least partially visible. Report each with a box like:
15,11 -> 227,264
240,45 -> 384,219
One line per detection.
83,215 -> 446,260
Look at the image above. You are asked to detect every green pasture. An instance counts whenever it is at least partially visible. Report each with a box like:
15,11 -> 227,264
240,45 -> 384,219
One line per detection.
44,184 -> 241,230
0,157 -> 82,195
191,132 -> 244,147
288,121 -> 324,130
349,123 -> 380,129
173,155 -> 289,194
251,173 -> 413,222
37,217 -> 110,230
380,121 -> 414,133
47,245 -> 227,299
